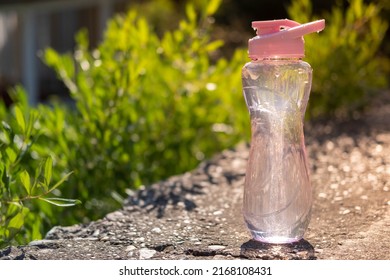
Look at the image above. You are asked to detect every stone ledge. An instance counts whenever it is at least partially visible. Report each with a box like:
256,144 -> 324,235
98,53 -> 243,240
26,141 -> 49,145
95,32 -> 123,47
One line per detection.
1,93 -> 389,260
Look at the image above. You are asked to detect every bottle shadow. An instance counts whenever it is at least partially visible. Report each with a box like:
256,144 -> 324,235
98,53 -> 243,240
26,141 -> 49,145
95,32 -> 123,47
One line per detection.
240,239 -> 316,260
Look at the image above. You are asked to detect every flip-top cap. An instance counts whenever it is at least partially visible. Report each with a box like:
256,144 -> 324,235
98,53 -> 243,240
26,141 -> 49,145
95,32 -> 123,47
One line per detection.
248,19 -> 325,59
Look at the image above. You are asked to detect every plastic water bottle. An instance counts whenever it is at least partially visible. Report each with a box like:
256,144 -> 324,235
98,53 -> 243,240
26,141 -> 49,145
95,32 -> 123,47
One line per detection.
242,19 -> 325,243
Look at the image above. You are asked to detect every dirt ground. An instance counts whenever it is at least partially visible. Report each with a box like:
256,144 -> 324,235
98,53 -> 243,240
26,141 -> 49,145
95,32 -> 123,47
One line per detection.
1,92 -> 389,260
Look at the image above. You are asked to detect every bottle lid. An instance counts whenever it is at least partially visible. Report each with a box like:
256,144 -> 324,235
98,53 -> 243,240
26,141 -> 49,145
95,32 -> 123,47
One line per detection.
248,19 -> 325,60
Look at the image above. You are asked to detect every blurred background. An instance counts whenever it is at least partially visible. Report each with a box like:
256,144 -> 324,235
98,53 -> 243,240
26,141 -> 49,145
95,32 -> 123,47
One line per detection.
0,0 -> 132,105
1,0 -> 388,105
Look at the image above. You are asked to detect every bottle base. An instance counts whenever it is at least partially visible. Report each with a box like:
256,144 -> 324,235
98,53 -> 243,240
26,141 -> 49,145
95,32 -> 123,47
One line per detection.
250,231 -> 303,244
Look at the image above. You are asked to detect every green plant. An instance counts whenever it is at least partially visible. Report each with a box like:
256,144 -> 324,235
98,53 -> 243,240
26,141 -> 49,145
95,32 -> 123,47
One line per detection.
36,0 -> 248,223
0,95 -> 79,248
288,0 -> 389,118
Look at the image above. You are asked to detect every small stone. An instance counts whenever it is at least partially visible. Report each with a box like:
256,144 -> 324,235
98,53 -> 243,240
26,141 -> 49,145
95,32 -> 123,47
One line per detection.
341,209 -> 351,215
106,211 -> 124,221
127,251 -> 135,257
135,237 -> 145,243
326,141 -> 334,150
342,165 -> 351,173
208,245 -> 226,250
125,245 -> 137,252
139,248 -> 156,260
318,193 -> 327,198
330,183 -> 339,189
151,227 -> 162,234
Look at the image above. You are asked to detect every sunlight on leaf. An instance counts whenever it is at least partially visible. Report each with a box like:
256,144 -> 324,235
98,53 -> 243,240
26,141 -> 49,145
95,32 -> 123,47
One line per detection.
19,170 -> 31,195
39,197 -> 81,207
14,106 -> 26,133
43,156 -> 53,187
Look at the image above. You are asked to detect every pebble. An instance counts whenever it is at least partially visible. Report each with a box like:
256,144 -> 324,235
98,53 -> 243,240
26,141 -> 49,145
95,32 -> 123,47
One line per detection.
139,248 -> 156,260
125,245 -> 137,252
135,237 -> 145,243
318,192 -> 327,198
151,227 -> 162,233
208,245 -> 226,250
106,211 -> 124,221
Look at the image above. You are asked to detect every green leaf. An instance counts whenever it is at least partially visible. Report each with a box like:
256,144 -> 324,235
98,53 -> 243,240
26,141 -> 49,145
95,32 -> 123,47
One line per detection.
7,207 -> 27,230
1,121 -> 11,132
0,130 -> 10,146
205,40 -> 224,52
14,106 -> 26,133
39,197 -> 81,207
352,0 -> 363,19
26,110 -> 39,137
186,4 -> 196,23
48,171 -> 73,192
5,147 -> 17,163
137,17 -> 149,45
206,0 -> 222,16
44,48 -> 60,67
43,156 -> 53,187
19,170 -> 31,195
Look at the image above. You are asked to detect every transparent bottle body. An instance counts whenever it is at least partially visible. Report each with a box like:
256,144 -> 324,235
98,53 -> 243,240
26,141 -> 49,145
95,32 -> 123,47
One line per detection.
242,59 -> 312,243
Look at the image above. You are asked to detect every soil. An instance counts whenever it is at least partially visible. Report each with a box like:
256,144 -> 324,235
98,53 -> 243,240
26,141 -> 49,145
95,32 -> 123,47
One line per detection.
1,92 -> 389,260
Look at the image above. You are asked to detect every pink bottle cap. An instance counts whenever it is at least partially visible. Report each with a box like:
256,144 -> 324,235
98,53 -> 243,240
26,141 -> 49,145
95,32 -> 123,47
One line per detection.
248,19 -> 325,60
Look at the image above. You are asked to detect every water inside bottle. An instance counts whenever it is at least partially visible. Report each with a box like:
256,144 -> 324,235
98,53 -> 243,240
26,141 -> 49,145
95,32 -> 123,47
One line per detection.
243,113 -> 312,243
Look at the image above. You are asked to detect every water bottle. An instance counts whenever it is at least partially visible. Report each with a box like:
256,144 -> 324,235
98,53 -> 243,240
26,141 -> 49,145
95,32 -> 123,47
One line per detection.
242,19 -> 325,243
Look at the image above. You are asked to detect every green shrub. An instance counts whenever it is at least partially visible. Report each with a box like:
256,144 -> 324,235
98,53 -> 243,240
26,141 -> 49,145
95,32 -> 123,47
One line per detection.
288,0 -> 389,118
36,0 -> 248,223
0,92 -> 79,248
